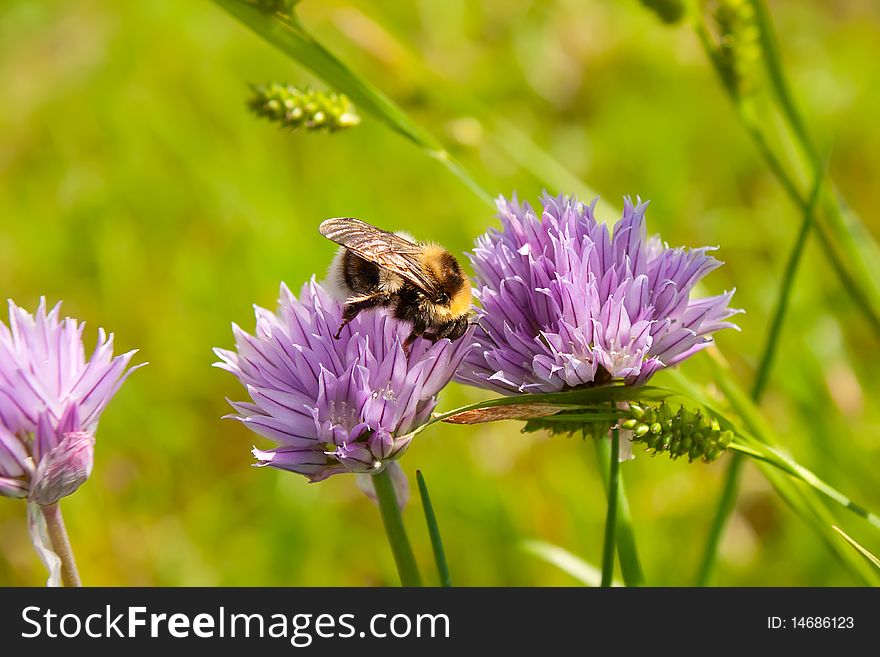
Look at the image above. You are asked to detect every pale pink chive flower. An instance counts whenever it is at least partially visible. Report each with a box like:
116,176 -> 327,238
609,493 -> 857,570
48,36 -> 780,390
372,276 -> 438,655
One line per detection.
458,193 -> 741,393
0,298 -> 144,586
214,280 -> 473,502
0,298 -> 144,503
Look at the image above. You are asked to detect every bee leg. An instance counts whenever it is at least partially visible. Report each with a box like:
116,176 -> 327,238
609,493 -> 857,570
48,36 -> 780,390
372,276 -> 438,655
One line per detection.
334,318 -> 351,340
334,306 -> 359,339
402,317 -> 429,356
436,316 -> 469,341
402,332 -> 418,356
334,295 -> 389,339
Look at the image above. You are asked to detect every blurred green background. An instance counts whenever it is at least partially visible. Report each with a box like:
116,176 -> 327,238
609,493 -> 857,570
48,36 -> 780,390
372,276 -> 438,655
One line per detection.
1,0 -> 879,586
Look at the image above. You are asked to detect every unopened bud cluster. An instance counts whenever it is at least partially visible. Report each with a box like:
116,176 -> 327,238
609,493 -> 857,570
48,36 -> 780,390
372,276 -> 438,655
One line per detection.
639,0 -> 685,25
246,0 -> 298,15
713,0 -> 762,95
622,402 -> 732,463
248,84 -> 361,133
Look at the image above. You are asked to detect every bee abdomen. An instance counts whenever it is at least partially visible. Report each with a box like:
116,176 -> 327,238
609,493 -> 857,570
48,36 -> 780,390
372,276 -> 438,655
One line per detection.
339,250 -> 381,296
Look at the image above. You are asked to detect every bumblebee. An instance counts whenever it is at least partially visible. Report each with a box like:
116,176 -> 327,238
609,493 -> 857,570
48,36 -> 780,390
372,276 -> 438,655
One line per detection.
319,217 -> 472,349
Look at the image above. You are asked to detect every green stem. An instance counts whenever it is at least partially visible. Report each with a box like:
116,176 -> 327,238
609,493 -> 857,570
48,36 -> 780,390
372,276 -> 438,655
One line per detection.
41,503 -> 81,587
752,164 -> 825,399
695,165 -> 826,586
748,0 -> 818,165
373,468 -> 422,587
693,21 -> 880,331
694,454 -> 744,586
416,470 -> 451,587
750,0 -> 880,308
593,439 -> 645,586
600,418 -> 620,588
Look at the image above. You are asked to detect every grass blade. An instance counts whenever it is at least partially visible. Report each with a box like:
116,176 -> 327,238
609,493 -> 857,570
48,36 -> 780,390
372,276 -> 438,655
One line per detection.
522,540 -> 620,587
759,467 -> 880,586
667,367 -> 880,584
415,470 -> 452,587
728,439 -> 880,531
832,526 -> 880,573
749,0 -> 880,307
694,164 -> 825,584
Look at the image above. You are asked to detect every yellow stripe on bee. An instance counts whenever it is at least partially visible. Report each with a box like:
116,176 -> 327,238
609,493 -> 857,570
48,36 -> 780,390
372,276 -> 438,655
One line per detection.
419,244 -> 449,281
449,283 -> 472,317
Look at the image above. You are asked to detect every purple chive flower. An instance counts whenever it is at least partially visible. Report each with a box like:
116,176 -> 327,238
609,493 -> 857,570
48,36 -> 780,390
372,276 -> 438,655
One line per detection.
0,299 -> 143,503
458,194 -> 741,394
214,280 -> 473,485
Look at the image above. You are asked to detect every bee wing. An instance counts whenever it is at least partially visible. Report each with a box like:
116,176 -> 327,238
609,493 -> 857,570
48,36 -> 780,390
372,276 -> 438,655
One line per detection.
319,217 -> 439,295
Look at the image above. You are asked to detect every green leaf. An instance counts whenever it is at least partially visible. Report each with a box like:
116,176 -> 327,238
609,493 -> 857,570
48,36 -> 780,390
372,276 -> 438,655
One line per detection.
435,385 -> 677,427
521,540 -> 620,587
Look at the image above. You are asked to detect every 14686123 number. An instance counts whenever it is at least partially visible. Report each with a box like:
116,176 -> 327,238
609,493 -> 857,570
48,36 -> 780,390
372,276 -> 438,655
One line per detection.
791,617 -> 854,629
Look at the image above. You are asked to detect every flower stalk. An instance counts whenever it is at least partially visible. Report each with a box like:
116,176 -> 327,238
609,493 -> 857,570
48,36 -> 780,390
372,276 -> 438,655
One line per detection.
41,503 -> 81,587
373,468 -> 422,587
592,439 -> 645,586
600,409 -> 620,588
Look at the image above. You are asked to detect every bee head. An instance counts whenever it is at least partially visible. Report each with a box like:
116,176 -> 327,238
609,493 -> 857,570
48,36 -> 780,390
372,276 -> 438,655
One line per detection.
419,244 -> 473,319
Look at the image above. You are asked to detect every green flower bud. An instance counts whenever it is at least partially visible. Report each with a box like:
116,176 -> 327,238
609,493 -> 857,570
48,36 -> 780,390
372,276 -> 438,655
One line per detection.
718,430 -> 733,449
622,400 -> 732,463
